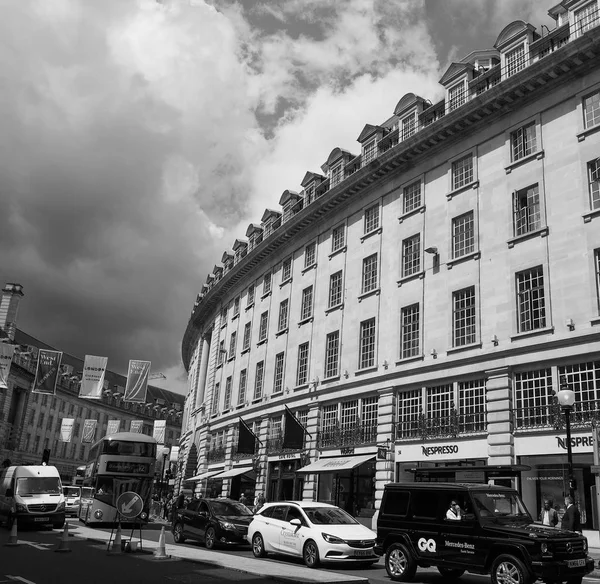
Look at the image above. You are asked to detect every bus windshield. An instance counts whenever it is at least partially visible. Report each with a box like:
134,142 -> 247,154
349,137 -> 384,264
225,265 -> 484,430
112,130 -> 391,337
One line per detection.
102,440 -> 156,457
16,477 -> 61,496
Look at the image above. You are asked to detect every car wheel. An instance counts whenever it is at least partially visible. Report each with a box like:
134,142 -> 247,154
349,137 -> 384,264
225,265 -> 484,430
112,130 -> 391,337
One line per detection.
252,533 -> 267,558
303,540 -> 321,569
173,523 -> 186,544
385,543 -> 417,582
438,567 -> 465,580
205,526 -> 217,550
491,555 -> 531,584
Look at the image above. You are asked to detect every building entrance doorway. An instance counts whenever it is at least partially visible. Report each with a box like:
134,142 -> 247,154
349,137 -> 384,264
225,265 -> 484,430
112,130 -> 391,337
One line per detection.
268,459 -> 303,501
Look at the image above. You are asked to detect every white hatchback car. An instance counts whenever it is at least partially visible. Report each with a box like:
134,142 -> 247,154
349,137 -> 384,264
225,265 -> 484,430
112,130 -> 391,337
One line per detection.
247,501 -> 378,568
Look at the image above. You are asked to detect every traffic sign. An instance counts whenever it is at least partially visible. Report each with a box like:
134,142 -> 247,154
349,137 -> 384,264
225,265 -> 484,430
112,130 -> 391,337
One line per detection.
116,491 -> 144,519
591,465 -> 600,475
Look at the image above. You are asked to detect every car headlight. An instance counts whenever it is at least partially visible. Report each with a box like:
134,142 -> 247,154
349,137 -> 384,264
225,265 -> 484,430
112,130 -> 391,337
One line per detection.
583,538 -> 588,553
57,502 -> 65,511
322,532 -> 345,544
219,521 -> 235,531
94,509 -> 103,519
541,543 -> 549,553
15,504 -> 27,513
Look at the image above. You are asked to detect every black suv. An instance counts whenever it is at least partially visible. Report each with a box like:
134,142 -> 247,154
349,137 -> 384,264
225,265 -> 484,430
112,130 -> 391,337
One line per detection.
375,483 -> 593,584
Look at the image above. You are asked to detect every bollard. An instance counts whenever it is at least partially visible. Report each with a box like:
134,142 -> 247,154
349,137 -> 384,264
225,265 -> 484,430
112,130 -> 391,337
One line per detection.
55,523 -> 72,553
153,526 -> 168,559
4,518 -> 18,547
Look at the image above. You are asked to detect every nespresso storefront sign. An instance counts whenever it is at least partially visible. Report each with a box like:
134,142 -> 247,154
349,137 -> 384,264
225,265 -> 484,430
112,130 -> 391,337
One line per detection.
395,438 -> 487,461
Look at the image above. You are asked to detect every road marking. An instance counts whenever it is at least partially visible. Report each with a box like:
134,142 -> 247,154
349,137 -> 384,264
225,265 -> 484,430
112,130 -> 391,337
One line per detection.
10,540 -> 53,551
6,577 -> 37,584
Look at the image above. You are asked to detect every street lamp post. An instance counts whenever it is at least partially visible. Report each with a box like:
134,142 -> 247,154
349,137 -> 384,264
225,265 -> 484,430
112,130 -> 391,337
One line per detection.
159,447 -> 170,499
557,376 -> 576,501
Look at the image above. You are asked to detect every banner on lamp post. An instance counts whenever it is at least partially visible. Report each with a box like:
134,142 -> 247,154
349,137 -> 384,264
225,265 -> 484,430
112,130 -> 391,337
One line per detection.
153,420 -> 166,444
130,420 -> 144,433
170,446 -> 180,463
124,360 -> 151,402
60,418 -> 75,443
32,349 -> 62,395
79,355 -> 108,399
0,344 -> 15,390
82,419 -> 97,444
107,420 -> 121,435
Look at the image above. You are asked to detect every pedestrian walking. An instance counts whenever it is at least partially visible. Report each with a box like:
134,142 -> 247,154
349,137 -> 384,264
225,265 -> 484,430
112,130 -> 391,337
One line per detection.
539,499 -> 558,527
561,496 -> 582,532
239,492 -> 247,505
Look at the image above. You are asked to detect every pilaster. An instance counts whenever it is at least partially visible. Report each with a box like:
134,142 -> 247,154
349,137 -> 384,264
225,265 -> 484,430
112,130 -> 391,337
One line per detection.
486,366 -> 514,465
301,403 -> 320,502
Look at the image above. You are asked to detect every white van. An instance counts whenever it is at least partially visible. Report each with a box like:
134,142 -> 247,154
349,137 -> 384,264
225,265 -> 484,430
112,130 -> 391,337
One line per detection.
0,465 -> 66,529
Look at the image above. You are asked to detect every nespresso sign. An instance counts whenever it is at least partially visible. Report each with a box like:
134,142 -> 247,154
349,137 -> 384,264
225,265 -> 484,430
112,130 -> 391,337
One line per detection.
422,444 -> 459,457
556,435 -> 593,449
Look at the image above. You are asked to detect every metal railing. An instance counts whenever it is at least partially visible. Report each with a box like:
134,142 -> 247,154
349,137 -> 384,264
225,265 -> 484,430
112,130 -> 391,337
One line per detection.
514,399 -> 600,430
316,425 -> 377,449
265,435 -> 307,455
395,410 -> 486,440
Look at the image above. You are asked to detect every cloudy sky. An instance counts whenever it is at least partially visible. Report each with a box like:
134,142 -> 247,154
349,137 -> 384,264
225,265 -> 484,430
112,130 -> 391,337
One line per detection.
0,0 -> 555,395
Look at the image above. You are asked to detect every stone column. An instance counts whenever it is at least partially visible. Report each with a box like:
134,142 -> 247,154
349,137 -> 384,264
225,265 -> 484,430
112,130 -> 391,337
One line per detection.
486,367 -> 514,465
301,403 -> 320,502
373,387 -> 395,530
195,334 -> 211,409
254,419 -> 269,501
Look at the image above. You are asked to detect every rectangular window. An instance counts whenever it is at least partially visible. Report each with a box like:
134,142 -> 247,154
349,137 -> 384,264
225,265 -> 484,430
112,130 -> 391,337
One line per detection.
328,271 -> 343,308
278,299 -> 289,331
332,225 -> 345,252
511,122 -> 537,161
588,158 -> 600,210
229,332 -> 237,359
321,404 -> 338,439
514,369 -> 552,428
233,297 -> 240,317
575,2 -> 597,35
224,377 -> 232,411
273,352 -> 285,394
221,307 -> 228,325
448,82 -> 466,112
584,91 -> 600,129
513,184 -> 541,236
506,43 -> 526,77
364,204 -> 380,234
401,113 -> 417,140
453,286 -> 477,346
361,396 -> 379,442
362,254 -> 378,293
263,272 -> 272,295
403,180 -> 421,214
301,286 -> 313,320
517,266 -> 546,332
212,382 -> 220,415
258,311 -> 269,342
452,211 -> 475,258
238,369 -> 247,405
242,322 -> 251,351
596,250 -> 600,313
246,284 -> 255,307
218,340 -> 226,365
341,400 -> 358,431
402,234 -> 421,277
458,379 -> 486,433
305,185 -> 314,205
400,304 -> 420,359
296,342 -> 309,386
330,163 -> 343,186
304,242 -> 316,268
426,384 -> 453,419
325,330 -> 340,378
254,361 -> 265,400
359,318 -> 376,369
363,140 -> 377,164
452,154 -> 474,190
282,258 -> 292,282
559,360 -> 600,403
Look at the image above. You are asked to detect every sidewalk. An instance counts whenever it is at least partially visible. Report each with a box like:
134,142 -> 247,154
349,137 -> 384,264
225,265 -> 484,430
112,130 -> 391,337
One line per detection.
67,521 -> 369,584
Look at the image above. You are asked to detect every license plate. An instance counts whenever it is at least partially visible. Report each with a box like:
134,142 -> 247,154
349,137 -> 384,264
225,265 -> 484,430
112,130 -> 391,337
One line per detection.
34,517 -> 49,522
354,549 -> 372,557
567,559 -> 586,568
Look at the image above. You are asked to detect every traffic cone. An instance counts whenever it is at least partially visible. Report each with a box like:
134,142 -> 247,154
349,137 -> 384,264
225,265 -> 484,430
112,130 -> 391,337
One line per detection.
153,526 -> 168,559
109,522 -> 122,553
55,523 -> 72,553
4,518 -> 18,547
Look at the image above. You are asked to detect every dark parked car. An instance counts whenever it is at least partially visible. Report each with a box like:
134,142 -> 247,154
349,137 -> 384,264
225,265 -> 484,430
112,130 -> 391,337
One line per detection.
172,498 -> 253,549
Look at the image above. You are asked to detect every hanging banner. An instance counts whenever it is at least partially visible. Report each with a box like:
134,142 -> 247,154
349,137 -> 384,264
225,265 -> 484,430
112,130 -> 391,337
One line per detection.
130,420 -> 144,433
283,406 -> 306,450
107,420 -> 121,435
170,446 -> 180,463
82,419 -> 97,444
0,344 -> 15,390
60,418 -> 75,443
237,418 -> 257,455
124,360 -> 151,402
153,420 -> 166,444
79,355 -> 108,399
32,349 -> 62,395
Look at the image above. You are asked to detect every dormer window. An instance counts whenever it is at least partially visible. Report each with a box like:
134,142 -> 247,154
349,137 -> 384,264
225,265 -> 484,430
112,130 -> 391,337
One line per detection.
575,2 -> 597,36
363,140 -> 376,165
505,44 -> 526,77
305,185 -> 315,205
448,81 -> 466,112
330,162 -> 343,187
401,113 -> 417,140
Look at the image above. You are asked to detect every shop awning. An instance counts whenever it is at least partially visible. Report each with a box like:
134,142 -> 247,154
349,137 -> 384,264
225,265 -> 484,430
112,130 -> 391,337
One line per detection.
184,469 -> 223,482
296,454 -> 375,474
211,466 -> 256,480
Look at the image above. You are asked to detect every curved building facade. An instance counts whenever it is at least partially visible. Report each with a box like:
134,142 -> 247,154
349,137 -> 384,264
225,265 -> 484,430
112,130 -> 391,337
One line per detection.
181,4 -> 600,529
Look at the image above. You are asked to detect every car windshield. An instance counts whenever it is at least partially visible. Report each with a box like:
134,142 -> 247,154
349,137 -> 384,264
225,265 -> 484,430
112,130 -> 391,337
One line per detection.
304,506 -> 359,525
16,477 -> 61,495
472,491 -> 531,521
210,501 -> 253,516
63,487 -> 81,498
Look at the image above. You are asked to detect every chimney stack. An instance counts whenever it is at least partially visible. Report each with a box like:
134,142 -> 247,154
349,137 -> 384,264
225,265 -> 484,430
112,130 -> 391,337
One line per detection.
0,283 -> 24,341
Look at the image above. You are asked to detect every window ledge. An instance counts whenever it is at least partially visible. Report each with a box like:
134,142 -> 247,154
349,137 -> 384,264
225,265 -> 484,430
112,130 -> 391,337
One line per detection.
232,313 -> 239,322
220,322 -> 227,330
240,347 -> 250,356
261,291 -> 272,300
591,316 -> 600,326
256,339 -> 267,347
355,365 -> 378,375
302,263 -> 317,274
279,278 -> 292,288
271,391 -> 283,399
398,205 -> 425,223
577,124 -> 600,142
446,342 -> 482,355
583,208 -> 600,223
216,363 -> 223,370
222,408 -> 232,415
358,288 -> 380,302
227,356 -> 235,363
245,302 -> 255,311
397,271 -> 425,287
505,150 -> 544,174
294,383 -> 309,392
275,327 -> 288,338
446,180 -> 479,201
325,303 -> 344,315
298,316 -> 314,327
252,398 -> 263,405
235,403 -> 246,410
360,226 -> 382,243
321,375 -> 341,383
447,250 -> 481,269
510,326 -> 555,342
395,354 -> 424,366
507,226 -> 549,248
329,246 -> 347,260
